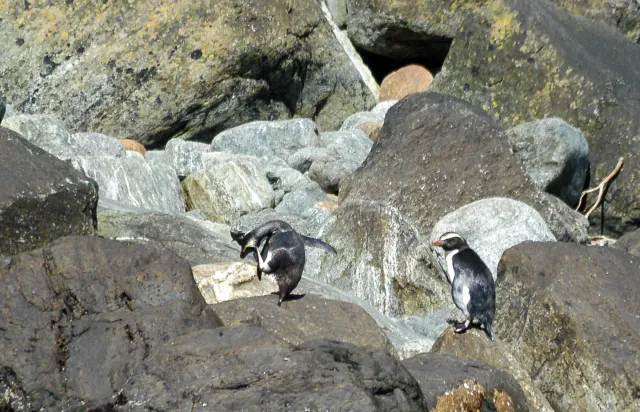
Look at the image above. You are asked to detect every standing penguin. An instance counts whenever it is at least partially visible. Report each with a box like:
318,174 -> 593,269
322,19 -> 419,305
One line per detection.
431,232 -> 495,340
239,220 -> 337,306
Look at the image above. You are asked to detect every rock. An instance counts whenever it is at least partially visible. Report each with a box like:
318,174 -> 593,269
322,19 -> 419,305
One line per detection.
429,0 -> 640,235
72,153 -> 185,214
181,158 -> 274,224
231,209 -> 318,241
370,99 -> 398,117
0,0 -> 375,145
339,92 -> 587,243
507,118 -> 589,207
402,352 -> 529,411
548,0 -> 640,41
275,181 -> 330,216
212,294 -> 395,353
304,199 -> 450,318
431,197 -> 556,280
496,242 -> 640,411
70,132 -> 126,157
210,118 -> 321,160
183,214 -> 234,242
0,235 -> 222,410
614,227 -> 640,256
379,64 -> 433,101
432,328 -> 554,412
0,96 -> 5,123
326,0 -> 348,28
120,138 -> 146,155
340,110 -> 383,131
0,127 -> 97,256
125,330 -> 427,410
3,114 -> 78,160
97,203 -> 239,266
539,192 -> 589,244
193,262 -> 275,304
359,121 -> 383,142
287,146 -> 329,173
163,138 -> 211,178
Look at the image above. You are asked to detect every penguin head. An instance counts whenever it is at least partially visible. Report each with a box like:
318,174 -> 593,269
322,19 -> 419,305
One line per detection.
240,236 -> 257,259
431,232 -> 468,251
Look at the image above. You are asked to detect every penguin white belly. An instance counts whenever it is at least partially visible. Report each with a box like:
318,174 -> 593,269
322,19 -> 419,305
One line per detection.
259,251 -> 274,272
452,283 -> 472,319
445,249 -> 459,283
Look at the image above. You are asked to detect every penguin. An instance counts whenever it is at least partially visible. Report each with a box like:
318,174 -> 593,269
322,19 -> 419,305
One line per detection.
431,232 -> 495,340
239,220 -> 337,306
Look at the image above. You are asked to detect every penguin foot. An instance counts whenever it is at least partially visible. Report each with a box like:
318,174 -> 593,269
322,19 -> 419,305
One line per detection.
446,318 -> 460,325
453,320 -> 471,333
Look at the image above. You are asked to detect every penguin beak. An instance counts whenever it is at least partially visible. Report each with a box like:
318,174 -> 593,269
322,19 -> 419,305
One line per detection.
240,239 -> 255,259
431,240 -> 444,247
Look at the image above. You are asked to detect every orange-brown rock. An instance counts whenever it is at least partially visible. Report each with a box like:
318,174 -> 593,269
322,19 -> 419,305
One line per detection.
379,65 -> 433,101
358,121 -> 383,142
120,138 -> 147,155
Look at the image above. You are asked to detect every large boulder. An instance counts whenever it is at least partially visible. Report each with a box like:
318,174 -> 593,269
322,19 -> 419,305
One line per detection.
3,114 -> 81,160
162,138 -> 211,178
0,127 -> 97,256
430,0 -> 640,235
0,0 -> 375,145
0,236 -> 222,410
97,203 -> 239,266
212,294 -> 395,354
193,262 -> 276,304
181,158 -> 274,224
72,152 -> 185,214
431,197 -> 556,280
432,328 -> 555,412
496,242 -> 640,411
402,352 -> 529,411
506,118 -> 589,207
614,227 -> 640,256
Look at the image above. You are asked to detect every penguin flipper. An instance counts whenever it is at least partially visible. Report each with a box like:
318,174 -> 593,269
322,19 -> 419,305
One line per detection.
256,265 -> 262,281
301,235 -> 337,255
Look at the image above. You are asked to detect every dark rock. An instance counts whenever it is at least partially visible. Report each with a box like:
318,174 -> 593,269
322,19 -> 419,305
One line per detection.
0,236 -> 221,410
0,127 -> 98,256
432,328 -> 554,412
614,227 -> 640,256
97,203 -> 240,266
496,242 -> 640,411
548,0 -> 640,41
211,294 -> 394,354
0,96 -> 5,123
402,352 -> 529,411
430,0 -> 640,235
0,0 -> 374,145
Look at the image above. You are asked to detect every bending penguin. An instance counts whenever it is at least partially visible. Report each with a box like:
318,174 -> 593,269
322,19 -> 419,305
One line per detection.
431,232 -> 495,340
239,220 -> 337,306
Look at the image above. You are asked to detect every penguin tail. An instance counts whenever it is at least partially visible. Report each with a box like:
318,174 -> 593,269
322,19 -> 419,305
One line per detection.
301,235 -> 337,255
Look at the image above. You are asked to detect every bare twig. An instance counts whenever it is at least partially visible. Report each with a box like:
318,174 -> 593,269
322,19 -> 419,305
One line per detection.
576,157 -> 624,219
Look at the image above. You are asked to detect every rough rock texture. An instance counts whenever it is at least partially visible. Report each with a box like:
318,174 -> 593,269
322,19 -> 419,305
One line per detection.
431,197 -> 556,280
231,208 -> 318,240
402,353 -> 529,411
496,242 -> 640,411
97,204 -> 239,266
379,64 -> 433,101
70,132 -> 126,157
276,181 -> 330,215
430,0 -> 640,235
304,199 -> 450,318
0,0 -> 375,145
432,328 -> 555,412
163,138 -> 211,178
3,114 -> 79,160
0,236 -> 222,410
211,118 -> 320,160
340,100 -> 396,131
181,158 -> 274,224
359,120 -> 383,142
549,0 -> 640,41
72,153 -> 185,214
120,138 -> 146,155
193,262 -> 276,304
507,118 -> 589,207
212,294 -> 395,354
0,127 -> 97,256
614,227 -> 640,256
0,95 -> 4,122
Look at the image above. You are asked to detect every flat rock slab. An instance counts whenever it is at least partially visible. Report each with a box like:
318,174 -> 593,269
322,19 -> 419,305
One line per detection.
402,352 -> 529,411
497,242 -> 640,411
211,294 -> 394,354
0,127 -> 97,255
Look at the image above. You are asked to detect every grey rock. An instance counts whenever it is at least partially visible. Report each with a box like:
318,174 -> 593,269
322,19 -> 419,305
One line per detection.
403,353 -> 529,411
0,96 -> 4,123
507,118 -> 589,206
70,132 -> 126,157
3,114 -> 78,160
164,138 -> 211,178
431,197 -> 556,280
184,209 -> 207,220
143,149 -> 167,166
340,110 -> 383,131
182,158 -> 274,224
614,227 -> 640,257
275,181 -> 329,216
497,242 -> 640,411
185,217 -> 233,243
2,103 -> 16,120
72,154 -> 185,215
210,118 -> 321,160
287,146 -> 329,173
325,0 -> 348,28
255,156 -> 310,193
231,209 -> 319,241
0,127 -> 98,256
1,0 -> 375,146
540,192 -> 589,243
98,204 -> 239,266
370,100 -> 398,116
0,236 -> 222,410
